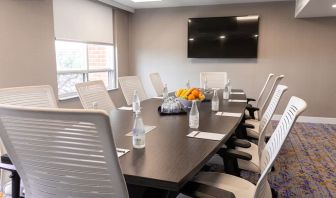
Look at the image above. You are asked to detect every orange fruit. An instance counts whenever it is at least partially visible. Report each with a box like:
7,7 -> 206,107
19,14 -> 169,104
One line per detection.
191,90 -> 199,98
188,94 -> 195,100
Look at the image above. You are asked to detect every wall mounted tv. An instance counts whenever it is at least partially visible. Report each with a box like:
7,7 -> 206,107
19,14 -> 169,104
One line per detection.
188,15 -> 259,58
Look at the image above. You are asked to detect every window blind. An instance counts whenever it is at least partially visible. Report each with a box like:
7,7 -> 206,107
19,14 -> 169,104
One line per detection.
53,0 -> 113,44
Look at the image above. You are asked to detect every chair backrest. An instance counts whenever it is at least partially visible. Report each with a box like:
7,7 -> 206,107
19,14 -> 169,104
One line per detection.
76,80 -> 116,113
257,85 -> 288,156
119,76 -> 148,105
254,96 -> 307,198
149,73 -> 165,97
200,72 -> 228,89
0,105 -> 129,198
258,75 -> 284,120
0,85 -> 58,108
256,73 -> 274,108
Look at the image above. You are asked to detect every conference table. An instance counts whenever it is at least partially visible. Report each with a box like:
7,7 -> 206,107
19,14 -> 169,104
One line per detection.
109,89 -> 247,197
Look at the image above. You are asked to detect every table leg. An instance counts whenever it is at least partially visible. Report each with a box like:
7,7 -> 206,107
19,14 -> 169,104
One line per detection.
11,171 -> 20,198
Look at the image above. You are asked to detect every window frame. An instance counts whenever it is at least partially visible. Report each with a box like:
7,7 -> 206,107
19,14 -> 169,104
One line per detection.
55,39 -> 117,100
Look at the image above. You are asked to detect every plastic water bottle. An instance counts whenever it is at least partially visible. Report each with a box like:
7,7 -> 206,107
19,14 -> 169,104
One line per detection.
132,90 -> 141,113
162,84 -> 168,99
203,77 -> 208,91
223,83 -> 229,100
132,112 -> 145,149
227,79 -> 232,93
212,90 -> 219,111
189,100 -> 199,129
186,80 -> 191,89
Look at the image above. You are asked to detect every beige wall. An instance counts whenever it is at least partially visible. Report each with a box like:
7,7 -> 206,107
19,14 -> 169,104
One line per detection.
129,2 -> 336,117
0,0 -> 58,91
0,0 -> 131,108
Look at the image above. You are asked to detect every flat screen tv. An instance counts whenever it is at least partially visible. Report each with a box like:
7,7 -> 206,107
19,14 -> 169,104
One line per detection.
188,15 -> 259,58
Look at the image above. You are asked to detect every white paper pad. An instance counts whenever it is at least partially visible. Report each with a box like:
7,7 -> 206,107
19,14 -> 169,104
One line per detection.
222,112 -> 242,117
118,106 -> 133,111
126,125 -> 157,136
187,131 -> 225,141
116,148 -> 130,158
229,99 -> 247,103
230,92 -> 245,95
215,112 -> 222,116
152,96 -> 164,99
215,112 -> 242,117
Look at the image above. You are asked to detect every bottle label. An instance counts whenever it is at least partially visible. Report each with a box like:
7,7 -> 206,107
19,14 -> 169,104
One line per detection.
212,101 -> 219,111
189,115 -> 199,129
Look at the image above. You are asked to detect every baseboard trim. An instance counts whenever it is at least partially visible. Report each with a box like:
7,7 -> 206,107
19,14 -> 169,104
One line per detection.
272,115 -> 336,124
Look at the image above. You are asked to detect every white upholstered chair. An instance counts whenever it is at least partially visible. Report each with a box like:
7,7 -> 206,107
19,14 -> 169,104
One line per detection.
0,85 -> 58,108
0,105 -> 129,198
118,76 -> 148,105
76,80 -> 116,113
149,73 -> 165,97
200,72 -> 228,89
247,75 -> 284,121
236,85 -> 288,173
248,73 -> 274,108
187,96 -> 307,198
0,85 -> 58,197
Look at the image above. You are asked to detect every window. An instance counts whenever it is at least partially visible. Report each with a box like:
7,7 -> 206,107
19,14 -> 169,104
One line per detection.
55,40 -> 116,99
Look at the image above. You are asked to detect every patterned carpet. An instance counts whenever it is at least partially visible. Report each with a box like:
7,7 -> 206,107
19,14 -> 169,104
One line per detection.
240,122 -> 336,197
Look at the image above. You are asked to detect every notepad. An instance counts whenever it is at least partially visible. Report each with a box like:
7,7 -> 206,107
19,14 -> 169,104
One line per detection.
118,106 -> 133,111
152,96 -> 164,99
215,112 -> 223,116
187,131 -> 225,141
215,112 -> 242,117
126,125 -> 157,136
230,92 -> 245,95
116,148 -> 130,158
229,99 -> 247,103
222,112 -> 242,117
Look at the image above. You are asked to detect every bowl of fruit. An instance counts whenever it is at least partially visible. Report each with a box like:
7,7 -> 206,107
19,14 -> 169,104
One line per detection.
175,88 -> 206,108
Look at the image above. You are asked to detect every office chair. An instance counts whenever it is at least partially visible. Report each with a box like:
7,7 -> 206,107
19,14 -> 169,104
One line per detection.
183,96 -> 307,198
0,105 -> 129,198
0,85 -> 58,198
149,73 -> 165,97
246,75 -> 284,120
119,76 -> 148,105
200,72 -> 228,89
76,80 -> 116,113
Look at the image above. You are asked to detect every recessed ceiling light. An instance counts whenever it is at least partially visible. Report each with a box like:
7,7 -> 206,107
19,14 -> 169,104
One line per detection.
254,34 -> 259,38
332,4 -> 336,8
219,35 -> 226,39
132,0 -> 162,2
189,38 -> 194,41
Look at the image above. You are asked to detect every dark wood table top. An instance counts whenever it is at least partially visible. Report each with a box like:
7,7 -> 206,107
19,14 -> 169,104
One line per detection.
109,89 -> 246,191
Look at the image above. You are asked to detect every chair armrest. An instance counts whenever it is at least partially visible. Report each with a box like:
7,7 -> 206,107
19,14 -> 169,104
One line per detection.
246,106 -> 259,112
233,139 -> 251,148
226,149 -> 252,161
246,98 -> 256,103
245,106 -> 259,119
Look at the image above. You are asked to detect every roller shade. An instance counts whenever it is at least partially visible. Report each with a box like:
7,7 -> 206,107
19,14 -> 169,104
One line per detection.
53,0 -> 113,44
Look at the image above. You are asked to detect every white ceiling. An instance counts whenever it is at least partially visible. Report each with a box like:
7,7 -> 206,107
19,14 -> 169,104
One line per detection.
98,0 -> 336,18
101,0 -> 291,12
295,0 -> 336,18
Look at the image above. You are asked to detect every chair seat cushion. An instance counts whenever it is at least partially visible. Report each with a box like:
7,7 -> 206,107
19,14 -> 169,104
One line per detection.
247,128 -> 260,139
193,172 -> 256,198
245,119 -> 259,128
236,142 -> 260,173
